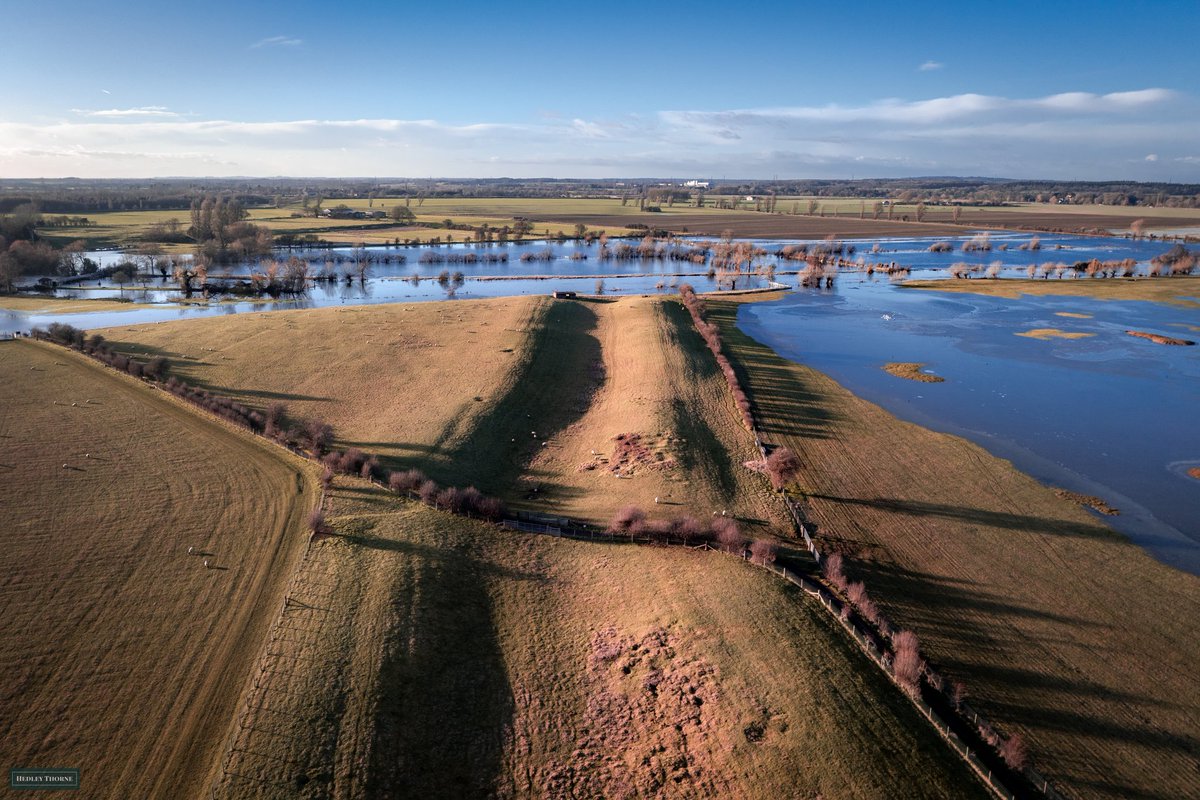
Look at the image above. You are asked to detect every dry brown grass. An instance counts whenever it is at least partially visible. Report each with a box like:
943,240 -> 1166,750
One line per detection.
705,299 -> 1200,800
213,483 -> 987,799
101,297 -> 785,531
1126,330 -> 1195,346
882,362 -> 945,382
0,340 -> 315,800
903,276 -> 1200,309
1053,488 -> 1120,516
0,295 -> 154,313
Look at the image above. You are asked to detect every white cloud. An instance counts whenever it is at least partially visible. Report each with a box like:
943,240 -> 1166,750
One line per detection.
71,106 -> 179,118
251,35 -> 303,48
1145,153 -> 1159,161
1,88 -> 1195,179
918,60 -> 944,71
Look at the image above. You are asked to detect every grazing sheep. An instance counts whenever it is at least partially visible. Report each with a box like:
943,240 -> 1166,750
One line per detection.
187,546 -> 194,555
203,559 -> 210,569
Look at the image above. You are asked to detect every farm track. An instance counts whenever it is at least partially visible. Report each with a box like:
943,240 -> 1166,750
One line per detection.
0,340 -> 315,800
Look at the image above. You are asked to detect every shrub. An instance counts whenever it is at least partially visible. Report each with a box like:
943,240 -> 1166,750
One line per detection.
417,479 -> 440,505
950,679 -> 967,709
998,733 -> 1029,770
477,496 -> 506,522
388,468 -> 427,493
675,515 -> 706,544
144,356 -> 168,379
823,552 -> 847,589
304,419 -> 334,456
749,539 -> 777,565
360,456 -> 382,481
307,509 -> 328,535
765,446 -> 801,490
892,630 -> 924,694
713,517 -> 743,553
609,505 -> 646,534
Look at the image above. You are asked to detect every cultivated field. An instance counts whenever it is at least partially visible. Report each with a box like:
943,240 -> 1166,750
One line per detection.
99,297 -> 786,530
33,197 -> 1200,254
213,484 -> 988,799
706,298 -> 1200,800
902,275 -> 1200,308
0,340 -> 316,799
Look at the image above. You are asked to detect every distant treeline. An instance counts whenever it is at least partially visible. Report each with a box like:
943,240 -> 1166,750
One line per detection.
2,177 -> 1198,213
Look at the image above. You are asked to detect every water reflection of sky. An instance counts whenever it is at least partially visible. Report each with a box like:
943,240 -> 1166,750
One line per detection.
8,233 -> 1198,575
739,274 -> 1200,575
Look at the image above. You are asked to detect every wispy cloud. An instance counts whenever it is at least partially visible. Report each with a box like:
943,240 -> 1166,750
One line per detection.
918,60 -> 944,71
71,106 -> 180,118
2,88 -> 1195,179
251,35 -> 303,48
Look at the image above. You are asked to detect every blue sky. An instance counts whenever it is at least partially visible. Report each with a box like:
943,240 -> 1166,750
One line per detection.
2,0 -> 1198,180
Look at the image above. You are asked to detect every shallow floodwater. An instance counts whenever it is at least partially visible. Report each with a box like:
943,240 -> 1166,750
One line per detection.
7,232 -> 1198,576
738,274 -> 1200,575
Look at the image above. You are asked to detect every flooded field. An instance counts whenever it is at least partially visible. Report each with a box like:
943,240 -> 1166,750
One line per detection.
7,231 -> 1197,577
738,247 -> 1199,574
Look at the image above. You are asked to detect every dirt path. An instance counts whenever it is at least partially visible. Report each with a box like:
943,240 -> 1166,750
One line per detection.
0,341 -> 315,799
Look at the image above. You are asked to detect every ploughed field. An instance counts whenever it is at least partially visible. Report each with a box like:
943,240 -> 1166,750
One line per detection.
706,298 -> 1200,800
0,340 -> 316,800
213,485 -> 987,799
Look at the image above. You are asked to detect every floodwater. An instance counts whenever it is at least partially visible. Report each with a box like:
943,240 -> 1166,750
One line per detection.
737,238 -> 1200,574
6,231 -> 1197,576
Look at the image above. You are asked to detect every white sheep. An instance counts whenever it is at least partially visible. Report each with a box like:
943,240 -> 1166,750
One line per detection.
203,559 -> 210,569
187,546 -> 194,555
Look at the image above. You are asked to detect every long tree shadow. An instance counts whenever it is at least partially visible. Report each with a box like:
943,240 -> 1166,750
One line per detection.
436,300 -> 603,499
704,301 -> 839,441
351,519 -> 539,799
808,493 -> 1118,541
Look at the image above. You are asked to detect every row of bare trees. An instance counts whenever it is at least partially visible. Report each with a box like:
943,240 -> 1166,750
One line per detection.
822,551 -> 1028,770
678,284 -> 754,430
606,505 -> 778,565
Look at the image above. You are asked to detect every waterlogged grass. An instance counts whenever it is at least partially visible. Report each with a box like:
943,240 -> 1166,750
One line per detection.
904,276 -> 1200,308
882,362 -> 945,382
1014,327 -> 1095,340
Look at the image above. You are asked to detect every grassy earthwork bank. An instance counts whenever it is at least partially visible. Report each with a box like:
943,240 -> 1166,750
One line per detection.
0,339 -> 317,800
99,296 -> 787,532
213,480 -> 987,799
902,275 -> 1200,308
703,296 -> 1200,800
